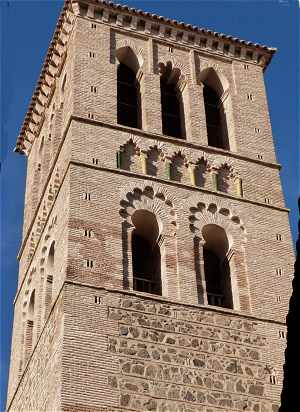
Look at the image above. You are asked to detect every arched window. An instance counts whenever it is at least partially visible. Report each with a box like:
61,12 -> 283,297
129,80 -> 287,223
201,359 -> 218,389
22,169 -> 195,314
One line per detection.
202,224 -> 233,309
117,47 -> 142,129
160,63 -> 185,139
203,85 -> 229,150
131,210 -> 162,295
45,241 -> 54,320
201,68 -> 230,150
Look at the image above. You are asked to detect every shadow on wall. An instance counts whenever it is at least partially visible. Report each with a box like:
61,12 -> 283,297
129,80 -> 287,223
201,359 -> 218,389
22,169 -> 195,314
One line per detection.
279,197 -> 300,411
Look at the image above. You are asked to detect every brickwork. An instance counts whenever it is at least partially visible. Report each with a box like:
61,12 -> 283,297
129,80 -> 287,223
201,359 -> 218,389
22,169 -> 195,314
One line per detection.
7,1 -> 294,411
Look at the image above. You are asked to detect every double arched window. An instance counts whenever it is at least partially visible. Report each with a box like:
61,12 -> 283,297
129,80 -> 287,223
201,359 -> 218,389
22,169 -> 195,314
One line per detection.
116,52 -> 231,147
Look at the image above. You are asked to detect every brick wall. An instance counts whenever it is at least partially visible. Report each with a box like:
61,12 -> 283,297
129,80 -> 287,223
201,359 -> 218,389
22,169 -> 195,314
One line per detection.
7,2 -> 294,411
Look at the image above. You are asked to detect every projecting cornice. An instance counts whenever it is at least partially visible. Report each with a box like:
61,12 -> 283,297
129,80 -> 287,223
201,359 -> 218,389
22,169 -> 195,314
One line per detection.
15,0 -> 276,156
14,0 -> 75,155
81,0 -> 276,63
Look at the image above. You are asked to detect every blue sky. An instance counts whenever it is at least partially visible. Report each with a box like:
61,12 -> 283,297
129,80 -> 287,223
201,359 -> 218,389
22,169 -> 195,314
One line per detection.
1,0 -> 299,409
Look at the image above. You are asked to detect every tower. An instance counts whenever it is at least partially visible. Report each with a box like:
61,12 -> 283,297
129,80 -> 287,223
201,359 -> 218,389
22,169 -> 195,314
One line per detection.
7,0 -> 295,411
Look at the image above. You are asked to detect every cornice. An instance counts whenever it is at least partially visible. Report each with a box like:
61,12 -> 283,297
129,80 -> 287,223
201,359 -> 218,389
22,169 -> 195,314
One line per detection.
14,0 -> 76,155
77,0 -> 275,66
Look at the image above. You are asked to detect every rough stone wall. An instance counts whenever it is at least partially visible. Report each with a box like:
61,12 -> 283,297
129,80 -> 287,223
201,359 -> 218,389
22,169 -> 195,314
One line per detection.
61,284 -> 285,412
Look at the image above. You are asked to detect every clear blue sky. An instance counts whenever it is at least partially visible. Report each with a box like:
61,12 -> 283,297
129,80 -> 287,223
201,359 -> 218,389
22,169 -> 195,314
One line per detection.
1,0 -> 299,409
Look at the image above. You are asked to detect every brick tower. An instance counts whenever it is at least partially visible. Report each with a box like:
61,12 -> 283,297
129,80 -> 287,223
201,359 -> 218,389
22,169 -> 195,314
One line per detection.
7,1 -> 295,411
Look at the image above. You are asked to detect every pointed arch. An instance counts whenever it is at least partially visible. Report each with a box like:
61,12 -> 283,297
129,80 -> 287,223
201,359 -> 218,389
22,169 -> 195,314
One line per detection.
116,46 -> 143,129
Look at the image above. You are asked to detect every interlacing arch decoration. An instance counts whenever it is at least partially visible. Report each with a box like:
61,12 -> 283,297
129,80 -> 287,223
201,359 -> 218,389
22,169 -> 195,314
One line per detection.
116,140 -> 243,196
119,184 -> 178,297
146,144 -> 166,177
19,267 -> 36,376
212,161 -> 237,194
194,156 -> 211,188
119,184 -> 177,237
189,195 -> 250,311
189,199 -> 246,240
168,150 -> 189,183
25,167 -> 61,266
39,215 -> 58,324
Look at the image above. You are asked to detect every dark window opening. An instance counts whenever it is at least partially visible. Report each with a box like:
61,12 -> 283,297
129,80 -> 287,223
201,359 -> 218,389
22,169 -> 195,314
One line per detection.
204,248 -> 232,309
203,84 -> 229,150
131,210 -> 162,295
117,63 -> 141,129
202,224 -> 233,309
160,76 -> 184,139
132,233 -> 162,295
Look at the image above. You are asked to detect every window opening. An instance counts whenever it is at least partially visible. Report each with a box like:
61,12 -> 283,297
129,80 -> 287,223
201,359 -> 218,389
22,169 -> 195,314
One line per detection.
131,210 -> 162,295
203,84 -> 229,150
160,63 -> 185,139
117,62 -> 141,129
202,224 -> 233,309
